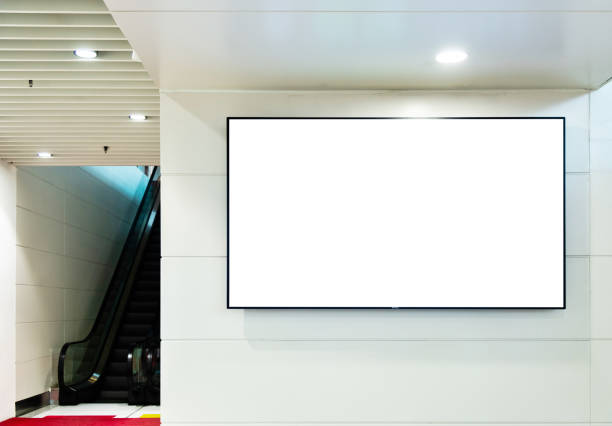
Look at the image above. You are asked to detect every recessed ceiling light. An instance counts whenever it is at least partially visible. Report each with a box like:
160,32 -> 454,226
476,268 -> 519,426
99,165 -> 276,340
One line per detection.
129,113 -> 147,121
73,49 -> 97,59
37,152 -> 52,158
435,50 -> 468,64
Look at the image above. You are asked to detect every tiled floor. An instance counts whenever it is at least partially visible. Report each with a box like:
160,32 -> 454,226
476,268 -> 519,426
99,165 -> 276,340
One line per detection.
21,404 -> 160,419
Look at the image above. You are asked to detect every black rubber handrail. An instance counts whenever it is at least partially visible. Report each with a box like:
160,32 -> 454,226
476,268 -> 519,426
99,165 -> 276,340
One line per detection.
58,167 -> 160,404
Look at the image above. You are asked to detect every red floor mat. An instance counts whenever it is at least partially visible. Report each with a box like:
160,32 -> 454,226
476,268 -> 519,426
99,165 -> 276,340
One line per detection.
0,417 -> 159,425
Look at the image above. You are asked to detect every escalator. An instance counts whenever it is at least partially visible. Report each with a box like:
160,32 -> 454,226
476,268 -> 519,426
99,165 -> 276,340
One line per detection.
59,167 -> 161,405
96,216 -> 160,402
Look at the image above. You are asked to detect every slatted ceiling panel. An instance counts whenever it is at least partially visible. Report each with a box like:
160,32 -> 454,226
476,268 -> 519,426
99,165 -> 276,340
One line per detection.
0,71 -> 152,79
0,40 -> 133,50
0,51 -> 135,60
2,13 -> 117,27
0,0 -> 159,166
0,80 -> 156,88
0,116 -> 159,122
0,0 -> 109,13
0,88 -> 158,95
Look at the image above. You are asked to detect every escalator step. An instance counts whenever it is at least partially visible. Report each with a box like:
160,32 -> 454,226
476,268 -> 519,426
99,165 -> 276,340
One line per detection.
100,375 -> 127,390
128,301 -> 158,312
124,312 -> 156,324
133,285 -> 159,293
110,348 -> 129,362
138,270 -> 160,279
134,279 -> 159,286
97,390 -> 128,402
132,290 -> 159,301
115,335 -> 148,347
106,361 -> 128,376
120,323 -> 153,335
135,280 -> 159,287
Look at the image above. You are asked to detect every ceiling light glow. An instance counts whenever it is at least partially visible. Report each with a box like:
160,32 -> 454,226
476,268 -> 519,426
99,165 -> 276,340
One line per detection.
436,50 -> 468,64
129,113 -> 147,121
73,49 -> 97,59
37,152 -> 52,158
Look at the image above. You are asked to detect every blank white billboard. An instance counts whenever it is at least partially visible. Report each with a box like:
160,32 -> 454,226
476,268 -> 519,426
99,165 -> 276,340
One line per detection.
227,118 -> 565,309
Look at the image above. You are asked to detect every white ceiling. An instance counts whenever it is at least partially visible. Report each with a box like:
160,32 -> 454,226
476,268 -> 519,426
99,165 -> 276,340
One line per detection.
0,0 -> 159,166
104,0 -> 612,91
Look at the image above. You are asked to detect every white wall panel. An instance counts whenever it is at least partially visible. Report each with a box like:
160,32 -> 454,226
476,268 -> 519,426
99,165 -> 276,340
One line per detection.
16,285 -> 64,324
161,90 -> 592,425
64,257 -> 111,291
590,81 -> 612,140
65,194 -> 126,242
19,167 -> 69,191
15,356 -> 53,402
16,169 -> 64,223
65,225 -> 115,264
63,289 -> 104,322
16,207 -> 64,255
566,174 -> 590,256
0,159 -> 15,421
64,319 -> 95,343
591,173 -> 612,255
591,341 -> 612,422
16,322 -> 63,363
162,340 -> 588,423
161,175 -> 226,257
591,257 -> 612,338
590,140 -> 612,172
16,246 -> 65,288
161,95 -> 227,176
161,257 -> 241,340
64,169 -> 114,211
590,82 -> 612,424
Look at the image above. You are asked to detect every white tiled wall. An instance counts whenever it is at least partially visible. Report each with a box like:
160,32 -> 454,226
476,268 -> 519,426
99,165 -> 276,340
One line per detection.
589,81 -> 612,423
15,167 -> 146,401
0,159 -> 16,421
160,90 -> 603,425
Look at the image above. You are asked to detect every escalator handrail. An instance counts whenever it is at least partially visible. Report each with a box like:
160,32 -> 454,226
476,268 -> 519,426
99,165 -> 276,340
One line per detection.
58,167 -> 160,391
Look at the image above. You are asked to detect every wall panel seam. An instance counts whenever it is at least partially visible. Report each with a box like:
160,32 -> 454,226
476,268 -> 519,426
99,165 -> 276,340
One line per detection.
587,89 -> 592,425
163,172 -> 227,177
159,88 -> 591,94
16,282 -> 105,292
17,205 -> 128,244
16,243 -> 112,266
161,255 -> 588,259
16,319 -> 63,325
16,354 -> 60,364
17,167 -> 137,223
15,355 -> 51,365
161,255 -> 227,258
161,338 -> 593,342
16,244 -> 112,266
163,172 -> 586,177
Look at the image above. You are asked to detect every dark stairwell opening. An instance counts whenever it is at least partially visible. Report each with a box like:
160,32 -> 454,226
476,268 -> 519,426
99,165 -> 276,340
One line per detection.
59,167 -> 161,406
